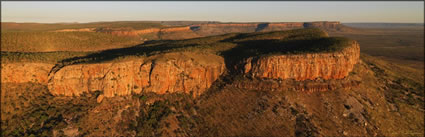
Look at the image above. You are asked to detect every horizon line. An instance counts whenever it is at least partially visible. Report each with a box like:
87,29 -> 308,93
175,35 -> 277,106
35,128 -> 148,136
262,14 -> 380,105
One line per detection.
1,20 -> 424,24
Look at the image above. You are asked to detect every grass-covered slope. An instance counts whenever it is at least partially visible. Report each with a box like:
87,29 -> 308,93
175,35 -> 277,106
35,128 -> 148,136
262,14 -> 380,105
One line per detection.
1,32 -> 141,52
1,21 -> 164,32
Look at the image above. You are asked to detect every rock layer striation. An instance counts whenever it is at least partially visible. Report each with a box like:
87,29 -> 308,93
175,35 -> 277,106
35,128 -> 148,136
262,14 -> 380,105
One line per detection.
242,41 -> 360,81
47,53 -> 225,97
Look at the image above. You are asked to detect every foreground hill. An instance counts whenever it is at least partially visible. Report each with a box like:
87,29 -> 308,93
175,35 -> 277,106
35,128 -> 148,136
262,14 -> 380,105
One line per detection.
1,29 -> 423,136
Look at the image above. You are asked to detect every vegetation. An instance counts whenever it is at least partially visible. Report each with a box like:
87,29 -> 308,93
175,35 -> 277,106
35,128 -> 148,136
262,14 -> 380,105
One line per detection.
2,28 -> 353,68
1,83 -> 99,136
359,54 -> 424,136
1,31 -> 141,52
1,51 -> 92,63
1,22 -> 423,136
2,54 -> 423,136
328,26 -> 424,69
1,21 -> 164,32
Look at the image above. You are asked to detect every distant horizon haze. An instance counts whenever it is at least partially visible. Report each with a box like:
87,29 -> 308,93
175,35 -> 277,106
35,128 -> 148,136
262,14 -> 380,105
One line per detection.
1,2 -> 424,23
1,20 -> 425,24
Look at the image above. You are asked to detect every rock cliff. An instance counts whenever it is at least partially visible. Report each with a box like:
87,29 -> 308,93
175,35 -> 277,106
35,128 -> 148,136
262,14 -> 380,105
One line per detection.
47,52 -> 225,97
242,41 -> 360,81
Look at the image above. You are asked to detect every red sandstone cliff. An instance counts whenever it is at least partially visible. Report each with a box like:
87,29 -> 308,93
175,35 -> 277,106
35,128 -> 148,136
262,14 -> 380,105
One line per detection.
1,40 -> 360,97
242,41 -> 360,81
47,52 -> 225,97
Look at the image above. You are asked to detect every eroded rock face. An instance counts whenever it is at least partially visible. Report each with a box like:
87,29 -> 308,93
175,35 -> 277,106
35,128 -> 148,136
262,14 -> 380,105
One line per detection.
242,41 -> 360,81
1,63 -> 54,84
47,52 -> 225,97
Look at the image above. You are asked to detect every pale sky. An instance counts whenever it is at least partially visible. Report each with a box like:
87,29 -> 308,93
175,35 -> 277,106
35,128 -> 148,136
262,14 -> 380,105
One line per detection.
1,1 -> 424,23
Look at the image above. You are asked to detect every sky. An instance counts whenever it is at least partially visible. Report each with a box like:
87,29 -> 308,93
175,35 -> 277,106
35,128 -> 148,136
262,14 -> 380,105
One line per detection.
1,1 -> 424,23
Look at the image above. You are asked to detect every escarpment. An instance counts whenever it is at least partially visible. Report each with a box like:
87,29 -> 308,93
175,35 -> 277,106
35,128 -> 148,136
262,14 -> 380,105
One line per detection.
54,21 -> 346,40
242,41 -> 360,81
47,53 -> 225,97
2,28 -> 360,97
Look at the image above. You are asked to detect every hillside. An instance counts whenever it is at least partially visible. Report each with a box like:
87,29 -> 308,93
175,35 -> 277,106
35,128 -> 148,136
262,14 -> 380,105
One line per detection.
1,21 -> 165,32
1,28 -> 423,136
1,32 -> 141,52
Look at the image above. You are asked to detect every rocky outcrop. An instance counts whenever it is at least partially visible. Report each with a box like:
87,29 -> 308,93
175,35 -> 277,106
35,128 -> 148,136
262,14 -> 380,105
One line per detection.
1,63 -> 54,84
242,41 -> 360,81
47,52 -> 225,97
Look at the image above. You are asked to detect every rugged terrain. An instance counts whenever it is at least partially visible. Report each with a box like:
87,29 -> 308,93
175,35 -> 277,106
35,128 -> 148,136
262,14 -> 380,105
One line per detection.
1,22 -> 424,137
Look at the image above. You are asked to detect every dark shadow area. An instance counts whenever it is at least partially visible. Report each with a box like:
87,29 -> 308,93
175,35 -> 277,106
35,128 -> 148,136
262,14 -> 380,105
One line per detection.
255,23 -> 269,32
190,26 -> 201,31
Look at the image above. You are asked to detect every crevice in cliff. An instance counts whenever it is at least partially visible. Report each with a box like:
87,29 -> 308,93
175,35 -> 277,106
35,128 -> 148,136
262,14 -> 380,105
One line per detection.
148,61 -> 156,86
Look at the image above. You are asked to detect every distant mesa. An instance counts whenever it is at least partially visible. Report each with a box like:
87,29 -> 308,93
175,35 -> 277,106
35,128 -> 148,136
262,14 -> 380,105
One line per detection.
50,21 -> 348,40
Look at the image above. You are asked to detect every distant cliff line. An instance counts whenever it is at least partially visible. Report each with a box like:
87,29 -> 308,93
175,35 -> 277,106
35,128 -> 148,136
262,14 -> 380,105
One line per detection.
55,21 -> 345,37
